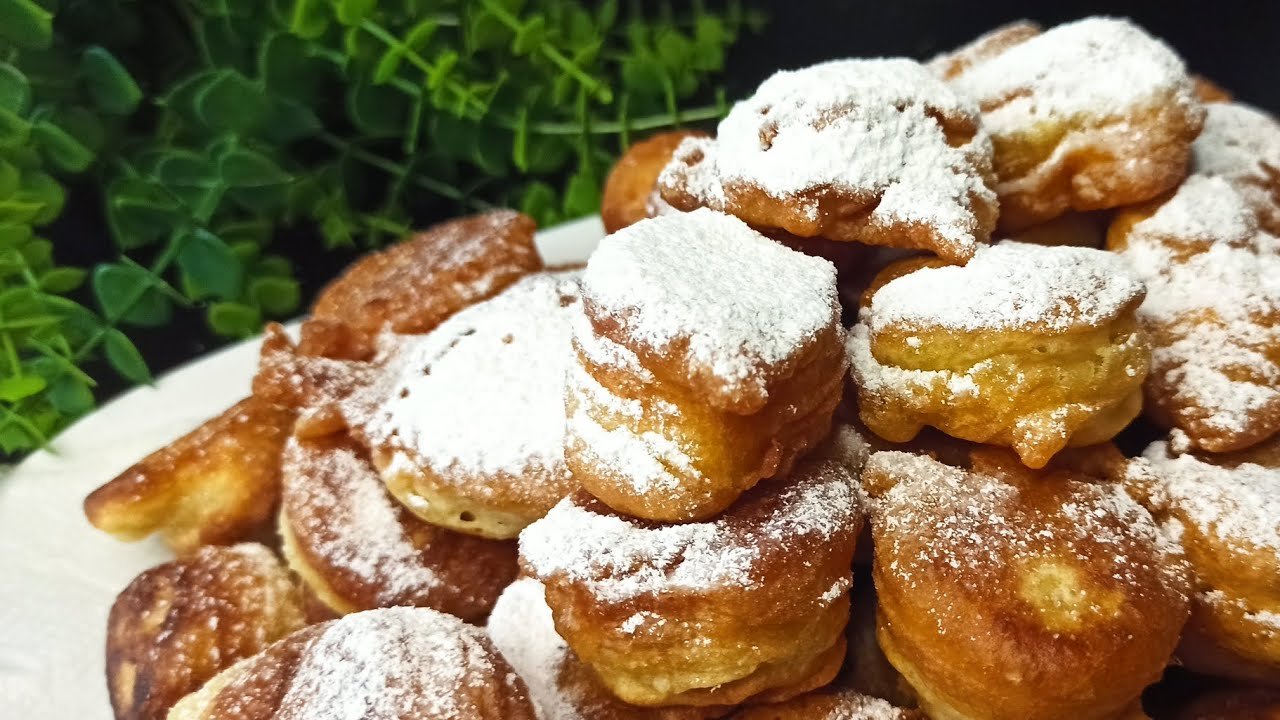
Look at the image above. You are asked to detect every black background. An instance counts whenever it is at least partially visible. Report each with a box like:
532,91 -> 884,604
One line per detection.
102,1 -> 1280,395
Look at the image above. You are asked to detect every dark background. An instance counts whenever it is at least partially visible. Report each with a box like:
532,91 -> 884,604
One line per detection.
113,0 -> 1280,391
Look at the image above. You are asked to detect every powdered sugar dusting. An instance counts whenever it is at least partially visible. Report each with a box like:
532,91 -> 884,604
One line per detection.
868,241 -> 1144,334
660,58 -> 994,254
582,208 -> 839,402
1192,102 -> 1280,191
519,461 -> 858,603
487,578 -> 579,720
947,17 -> 1198,137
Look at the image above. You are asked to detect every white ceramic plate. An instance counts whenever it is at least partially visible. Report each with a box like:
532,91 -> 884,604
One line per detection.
0,216 -> 605,719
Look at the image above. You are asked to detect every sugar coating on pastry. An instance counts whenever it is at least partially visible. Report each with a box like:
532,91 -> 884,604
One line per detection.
487,578 -> 579,720
582,208 -> 839,407
658,59 -> 995,260
867,241 -> 1145,334
735,689 -> 921,720
1191,102 -> 1280,233
519,459 -> 857,602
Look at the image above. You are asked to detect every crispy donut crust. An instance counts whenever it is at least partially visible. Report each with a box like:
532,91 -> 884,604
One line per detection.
303,209 -> 541,359
84,396 -> 294,553
278,435 -> 517,622
866,450 -> 1189,720
520,459 -> 862,707
107,544 -> 305,720
601,129 -> 708,234
168,608 -> 536,720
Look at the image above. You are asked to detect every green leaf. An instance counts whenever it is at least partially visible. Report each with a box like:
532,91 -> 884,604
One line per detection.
512,16 -> 547,55
519,181 -> 558,226
32,120 -> 94,172
373,18 -> 438,84
346,78 -> 408,137
0,159 -> 18,196
562,167 -> 601,218
177,228 -> 242,299
38,266 -> 86,293
335,0 -> 374,25
0,374 -> 46,402
0,63 -> 31,113
103,328 -> 152,383
48,374 -> 94,415
105,178 -> 182,249
261,97 -> 322,144
0,223 -> 32,248
218,146 -> 292,187
249,275 -> 299,315
193,70 -> 269,134
81,46 -> 143,115
289,0 -> 329,38
208,301 -> 260,337
19,237 -> 51,269
253,255 -> 292,277
0,0 -> 53,49
0,107 -> 30,148
19,171 -> 63,225
92,263 -> 173,326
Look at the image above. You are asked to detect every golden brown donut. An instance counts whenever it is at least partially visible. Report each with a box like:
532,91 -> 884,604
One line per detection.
84,396 -> 294,553
657,59 -> 997,263
1191,75 -> 1234,104
569,209 -> 846,521
935,17 -> 1204,231
278,435 -> 517,622
848,241 -> 1150,468
601,129 -> 708,233
1107,173 -> 1280,453
1190,102 -> 1280,236
1175,687 -> 1280,719
338,270 -> 581,539
488,577 -> 732,720
733,689 -> 923,720
1125,439 -> 1280,685
168,607 -> 537,720
865,450 -> 1190,720
302,209 -> 542,359
107,544 -> 305,720
519,458 -> 862,707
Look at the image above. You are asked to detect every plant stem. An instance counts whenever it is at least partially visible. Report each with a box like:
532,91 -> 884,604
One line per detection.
316,132 -> 492,210
478,0 -> 613,103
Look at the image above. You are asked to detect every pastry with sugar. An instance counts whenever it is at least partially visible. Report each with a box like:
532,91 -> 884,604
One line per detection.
864,450 -> 1190,720
1108,173 -> 1280,453
734,689 -> 923,720
933,18 -> 1204,231
1189,101 -> 1280,236
278,435 -> 517,622
657,58 -> 997,263
1124,439 -> 1280,686
848,241 -> 1150,469
518,458 -> 862,708
107,544 -> 306,720
569,209 -> 846,522
601,129 -> 708,234
167,607 -> 537,720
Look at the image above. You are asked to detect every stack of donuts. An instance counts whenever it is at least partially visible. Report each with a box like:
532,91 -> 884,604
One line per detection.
82,16 -> 1278,720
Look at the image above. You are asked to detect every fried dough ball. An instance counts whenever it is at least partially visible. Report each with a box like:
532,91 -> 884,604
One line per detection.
848,241 -> 1150,469
488,577 -> 732,720
934,18 -> 1204,231
1191,75 -> 1233,104
1175,687 -> 1280,719
864,450 -> 1190,720
601,129 -> 709,233
657,59 -> 997,263
338,271 -> 581,539
168,607 -> 536,720
1108,174 -> 1280,453
278,435 -> 517,622
1125,439 -> 1280,685
84,396 -> 294,554
107,544 -> 305,720
733,689 -> 923,720
519,458 -> 862,707
569,209 -> 846,521
302,209 -> 542,359
1190,102 -> 1280,236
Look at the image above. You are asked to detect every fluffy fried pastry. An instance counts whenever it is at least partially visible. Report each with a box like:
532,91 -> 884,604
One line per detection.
865,450 -> 1190,720
302,209 -> 542,359
848,241 -> 1150,468
1125,440 -> 1280,685
488,577 -> 731,720
85,396 -> 294,553
168,607 -> 536,720
934,18 -> 1204,231
338,271 -> 581,539
1108,174 -> 1280,452
601,129 -> 708,233
107,544 -> 305,720
278,435 -> 517,622
1191,75 -> 1233,104
1190,102 -> 1280,236
519,458 -> 861,707
733,689 -> 923,720
657,59 -> 996,263
570,209 -> 846,521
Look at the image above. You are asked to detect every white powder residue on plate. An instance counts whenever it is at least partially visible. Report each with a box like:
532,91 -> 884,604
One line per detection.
868,241 -> 1145,334
659,58 -> 994,256
275,607 -> 514,720
582,208 -> 839,403
518,461 -> 857,604
1132,441 -> 1280,555
486,578 -> 579,720
353,271 -> 580,493
947,17 -> 1199,138
281,439 -> 440,604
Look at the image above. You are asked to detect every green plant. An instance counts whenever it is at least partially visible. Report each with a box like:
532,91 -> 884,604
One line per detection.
0,0 -> 761,458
